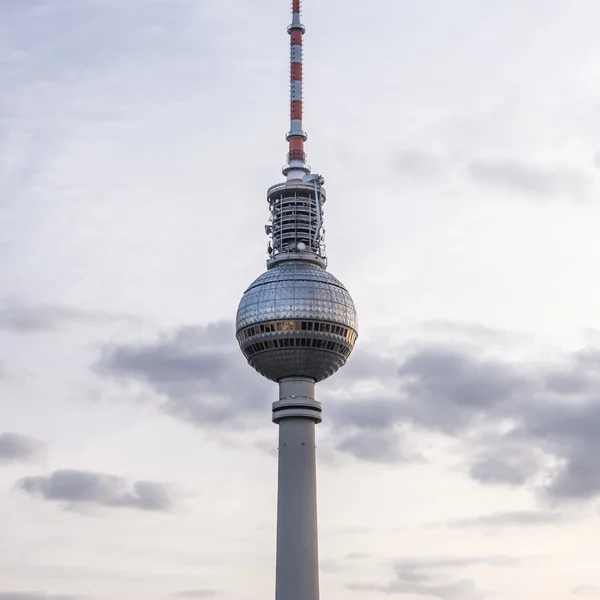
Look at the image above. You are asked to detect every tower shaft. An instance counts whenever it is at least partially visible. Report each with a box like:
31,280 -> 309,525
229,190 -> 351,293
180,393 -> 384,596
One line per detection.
273,378 -> 321,600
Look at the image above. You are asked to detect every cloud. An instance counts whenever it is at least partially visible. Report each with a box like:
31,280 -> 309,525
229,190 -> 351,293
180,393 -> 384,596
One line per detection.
468,447 -> 541,487
467,158 -> 591,199
396,347 -> 530,432
94,320 -> 600,503
324,337 -> 600,503
447,510 -> 568,528
0,298 -> 137,333
94,322 -> 271,428
329,345 -> 529,439
335,429 -> 423,465
172,592 -> 219,599
336,347 -> 401,383
95,322 -> 419,464
0,432 -> 46,464
402,346 -> 600,503
348,555 -> 517,599
16,469 -> 175,512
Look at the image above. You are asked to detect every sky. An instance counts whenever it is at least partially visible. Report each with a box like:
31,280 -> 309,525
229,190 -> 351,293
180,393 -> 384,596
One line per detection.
2,0 -> 600,598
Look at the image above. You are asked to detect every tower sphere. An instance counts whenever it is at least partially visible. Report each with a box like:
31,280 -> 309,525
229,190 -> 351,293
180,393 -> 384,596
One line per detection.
235,261 -> 358,382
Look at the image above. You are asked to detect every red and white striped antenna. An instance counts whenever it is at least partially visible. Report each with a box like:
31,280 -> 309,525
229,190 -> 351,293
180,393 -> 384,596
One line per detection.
283,0 -> 310,181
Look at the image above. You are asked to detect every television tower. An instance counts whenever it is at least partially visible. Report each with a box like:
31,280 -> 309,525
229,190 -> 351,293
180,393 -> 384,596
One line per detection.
235,1 -> 358,599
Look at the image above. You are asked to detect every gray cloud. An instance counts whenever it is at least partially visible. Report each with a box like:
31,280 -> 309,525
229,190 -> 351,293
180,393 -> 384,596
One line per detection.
0,297 -> 137,333
469,447 -> 541,487
95,320 -> 600,503
397,347 -> 530,432
545,445 -> 600,502
335,429 -> 423,465
95,322 -> 271,429
348,556 -> 517,599
95,323 -> 417,463
172,592 -> 219,599
328,345 -> 529,442
328,396 -> 401,432
326,338 -> 600,504
16,469 -> 175,512
336,347 -> 401,383
468,158 -> 591,199
0,432 -> 46,464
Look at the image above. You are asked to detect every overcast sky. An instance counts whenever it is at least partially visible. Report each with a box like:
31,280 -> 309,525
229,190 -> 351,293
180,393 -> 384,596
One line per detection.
2,0 -> 600,599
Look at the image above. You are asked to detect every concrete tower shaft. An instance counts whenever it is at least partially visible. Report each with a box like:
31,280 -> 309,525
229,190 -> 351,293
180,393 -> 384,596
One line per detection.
273,377 -> 321,600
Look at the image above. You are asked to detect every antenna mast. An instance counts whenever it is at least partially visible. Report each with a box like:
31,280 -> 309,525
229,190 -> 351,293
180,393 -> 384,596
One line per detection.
284,0 -> 310,181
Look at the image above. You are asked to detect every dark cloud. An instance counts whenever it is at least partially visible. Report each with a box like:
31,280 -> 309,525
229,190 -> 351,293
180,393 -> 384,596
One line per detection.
172,592 -> 219,599
96,322 -> 418,463
326,338 -> 600,504
545,445 -> 600,502
468,158 -> 591,198
95,320 -> 600,503
328,346 -> 528,443
94,322 -> 271,428
468,447 -> 541,487
397,347 -> 530,432
328,396 -> 401,432
0,432 -> 46,464
0,297 -> 137,333
447,510 -> 568,528
335,429 -> 422,464
336,347 -> 400,383
16,469 -> 175,512
348,556 -> 517,599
